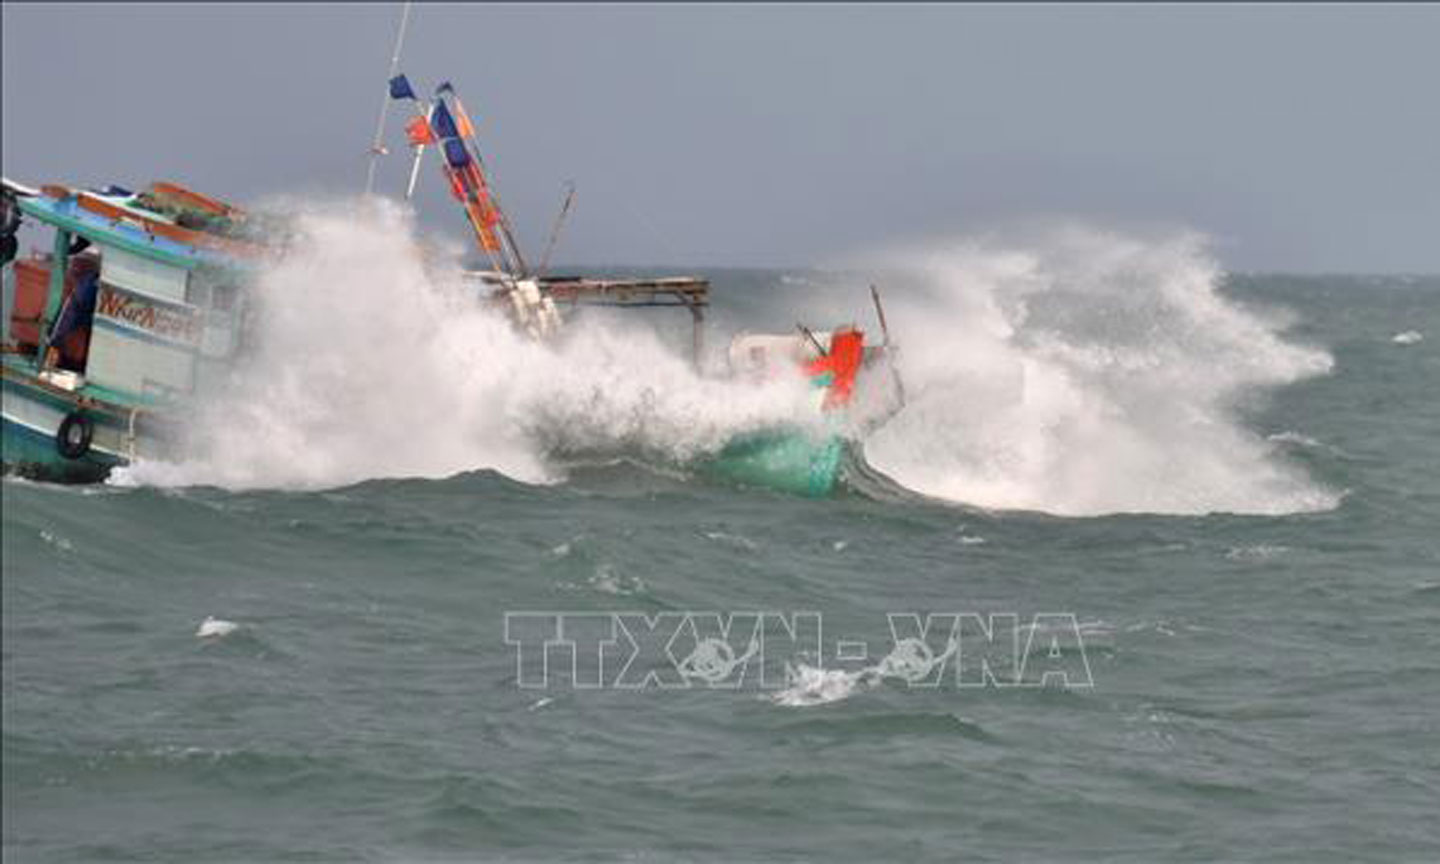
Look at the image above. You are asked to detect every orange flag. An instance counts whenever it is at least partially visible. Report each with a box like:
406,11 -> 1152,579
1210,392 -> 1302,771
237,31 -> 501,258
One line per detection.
453,99 -> 477,140
405,115 -> 435,147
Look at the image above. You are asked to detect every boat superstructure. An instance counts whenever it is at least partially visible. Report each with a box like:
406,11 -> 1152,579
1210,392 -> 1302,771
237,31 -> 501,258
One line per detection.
706,313 -> 903,496
1,179 -> 255,480
2,40 -> 904,495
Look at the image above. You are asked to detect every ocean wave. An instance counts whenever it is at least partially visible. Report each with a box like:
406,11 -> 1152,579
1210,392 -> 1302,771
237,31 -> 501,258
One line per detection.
858,227 -> 1339,516
112,198 -> 815,492
106,203 -> 1338,518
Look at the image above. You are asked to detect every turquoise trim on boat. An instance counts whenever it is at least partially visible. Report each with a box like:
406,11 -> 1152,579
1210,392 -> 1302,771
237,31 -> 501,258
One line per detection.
704,427 -> 845,497
1,411 -> 122,483
1,354 -> 171,412
15,194 -> 248,273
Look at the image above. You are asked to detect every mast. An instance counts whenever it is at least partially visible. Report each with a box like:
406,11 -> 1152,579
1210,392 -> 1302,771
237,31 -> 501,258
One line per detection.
446,86 -> 529,276
364,1 -> 413,196
405,101 -> 433,200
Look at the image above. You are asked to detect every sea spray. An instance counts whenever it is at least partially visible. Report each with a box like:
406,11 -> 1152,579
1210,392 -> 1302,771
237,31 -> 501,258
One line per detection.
114,198 -> 815,490
860,226 -> 1339,516
112,202 -> 1338,517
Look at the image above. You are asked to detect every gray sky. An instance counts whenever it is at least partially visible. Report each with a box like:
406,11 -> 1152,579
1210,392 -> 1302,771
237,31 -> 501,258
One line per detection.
3,3 -> 1437,272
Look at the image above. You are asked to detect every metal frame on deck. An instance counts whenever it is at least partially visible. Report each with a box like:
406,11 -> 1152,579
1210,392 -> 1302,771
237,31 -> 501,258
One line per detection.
464,271 -> 712,365
538,276 -> 710,363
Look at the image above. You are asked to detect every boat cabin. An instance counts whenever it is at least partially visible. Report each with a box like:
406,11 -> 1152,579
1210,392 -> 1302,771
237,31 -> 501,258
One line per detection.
1,179 -> 254,476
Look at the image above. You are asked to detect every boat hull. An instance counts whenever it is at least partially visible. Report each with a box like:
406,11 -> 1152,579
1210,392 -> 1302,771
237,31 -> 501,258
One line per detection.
0,362 -> 171,483
703,427 -> 845,497
1,410 -> 121,482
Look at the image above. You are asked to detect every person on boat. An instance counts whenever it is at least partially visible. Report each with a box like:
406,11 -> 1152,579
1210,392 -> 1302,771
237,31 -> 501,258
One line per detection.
45,257 -> 100,372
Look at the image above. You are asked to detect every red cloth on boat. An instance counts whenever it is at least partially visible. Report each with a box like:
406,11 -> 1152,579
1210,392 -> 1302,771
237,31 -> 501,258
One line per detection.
805,328 -> 865,409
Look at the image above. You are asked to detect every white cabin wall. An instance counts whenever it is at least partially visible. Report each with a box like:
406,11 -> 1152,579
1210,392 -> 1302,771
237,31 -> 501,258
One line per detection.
101,247 -> 189,304
85,326 -> 194,397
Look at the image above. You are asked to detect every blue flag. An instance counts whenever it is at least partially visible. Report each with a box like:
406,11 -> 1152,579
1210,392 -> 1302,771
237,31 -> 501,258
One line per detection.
431,100 -> 461,140
388,74 -> 416,101
443,138 -> 472,169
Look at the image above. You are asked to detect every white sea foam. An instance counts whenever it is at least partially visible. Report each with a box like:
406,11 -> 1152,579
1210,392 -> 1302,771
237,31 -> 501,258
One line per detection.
1224,544 -> 1292,561
587,564 -> 644,596
769,663 -> 875,707
1267,430 -> 1322,449
703,531 -> 759,552
111,203 -> 1337,518
859,226 -> 1339,516
770,643 -> 953,707
195,616 -> 239,639
1392,330 -> 1423,345
39,530 -> 74,553
114,198 -> 814,491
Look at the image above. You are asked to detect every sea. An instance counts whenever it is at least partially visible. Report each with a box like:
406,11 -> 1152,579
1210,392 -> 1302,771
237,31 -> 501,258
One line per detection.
4,206 -> 1438,861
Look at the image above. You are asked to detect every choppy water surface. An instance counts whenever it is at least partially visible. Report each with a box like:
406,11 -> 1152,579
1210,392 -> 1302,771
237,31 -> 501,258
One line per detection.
4,229 -> 1439,861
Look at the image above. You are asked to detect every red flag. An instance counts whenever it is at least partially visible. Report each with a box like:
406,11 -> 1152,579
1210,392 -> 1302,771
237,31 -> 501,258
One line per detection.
405,115 -> 435,147
464,201 -> 501,251
463,163 -> 488,195
479,200 -> 501,227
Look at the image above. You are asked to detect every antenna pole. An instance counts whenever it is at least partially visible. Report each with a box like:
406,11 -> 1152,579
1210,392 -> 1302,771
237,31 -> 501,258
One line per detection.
404,101 -> 431,200
536,181 -> 576,279
404,142 -> 427,200
798,324 -> 828,357
365,1 -> 413,196
869,284 -> 891,347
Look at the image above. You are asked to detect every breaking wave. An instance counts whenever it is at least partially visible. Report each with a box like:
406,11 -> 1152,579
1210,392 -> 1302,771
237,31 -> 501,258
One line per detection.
115,202 -> 1338,517
114,198 -> 814,490
860,226 -> 1339,516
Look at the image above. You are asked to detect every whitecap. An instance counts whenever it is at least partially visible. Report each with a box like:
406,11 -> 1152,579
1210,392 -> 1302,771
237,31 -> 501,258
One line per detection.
769,663 -> 872,707
703,531 -> 759,552
1224,544 -> 1291,561
112,198 -> 816,492
39,530 -> 74,553
1267,430 -> 1322,449
196,616 -> 240,639
587,564 -> 645,596
857,227 -> 1339,516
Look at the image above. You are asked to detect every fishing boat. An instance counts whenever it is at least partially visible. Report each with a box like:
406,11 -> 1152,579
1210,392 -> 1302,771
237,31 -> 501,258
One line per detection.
3,51 -> 902,494
1,178 -> 258,481
0,176 -> 898,494
385,69 -> 904,497
704,304 -> 903,497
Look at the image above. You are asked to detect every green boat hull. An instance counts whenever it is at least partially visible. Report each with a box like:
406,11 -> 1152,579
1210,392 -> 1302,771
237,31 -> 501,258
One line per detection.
2,412 -> 121,483
702,427 -> 845,497
2,358 -> 170,484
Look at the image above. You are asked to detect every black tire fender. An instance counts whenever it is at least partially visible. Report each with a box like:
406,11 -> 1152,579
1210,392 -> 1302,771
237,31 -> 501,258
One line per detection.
56,412 -> 94,460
